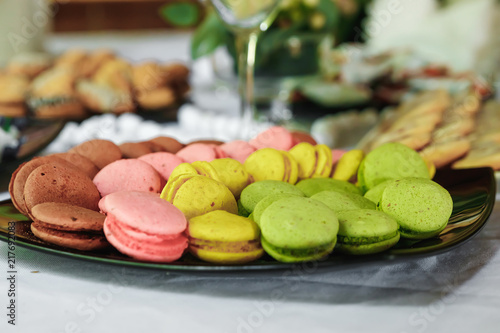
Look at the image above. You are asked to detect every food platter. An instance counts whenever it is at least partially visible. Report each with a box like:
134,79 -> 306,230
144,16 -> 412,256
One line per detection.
0,167 -> 496,272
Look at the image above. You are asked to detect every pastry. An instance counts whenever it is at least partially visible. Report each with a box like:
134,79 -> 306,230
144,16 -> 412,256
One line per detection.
295,178 -> 361,197
23,161 -> 101,217
0,73 -> 29,117
380,178 -> 453,239
30,202 -> 108,251
219,140 -> 256,164
6,52 -> 52,78
101,191 -> 188,262
249,126 -> 295,151
68,139 -> 122,169
118,142 -> 153,159
160,174 -> 237,219
419,138 -> 471,169
259,196 -> 339,263
93,159 -> 162,197
357,142 -> 430,193
188,210 -> 263,264
209,158 -> 253,198
310,190 -> 376,212
138,152 -> 185,182
336,209 -> 400,255
239,180 -> 305,214
243,148 -> 298,184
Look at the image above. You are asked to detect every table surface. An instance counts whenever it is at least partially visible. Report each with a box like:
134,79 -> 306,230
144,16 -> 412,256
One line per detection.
2,31 -> 500,333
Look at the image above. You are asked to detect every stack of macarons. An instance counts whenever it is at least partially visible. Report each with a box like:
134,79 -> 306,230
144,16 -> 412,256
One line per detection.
8,128 -> 454,265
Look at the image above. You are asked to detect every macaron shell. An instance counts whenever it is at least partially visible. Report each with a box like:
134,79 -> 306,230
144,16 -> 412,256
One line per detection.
252,193 -> 302,226
191,247 -> 264,264
261,237 -> 336,263
31,222 -> 109,251
68,139 -> 122,169
259,197 -> 339,249
24,162 -> 101,214
295,178 -> 361,197
138,152 -> 185,181
239,180 -> 305,213
289,142 -> 317,179
358,142 -> 430,192
148,136 -> 184,153
332,149 -> 364,181
168,175 -> 238,220
310,190 -> 376,213
176,143 -> 217,163
191,161 -> 221,182
313,144 -> 333,178
9,155 -> 71,215
249,126 -> 294,150
101,191 -> 187,236
53,153 -> 100,179
219,140 -> 256,164
243,148 -> 287,182
93,159 -> 162,197
336,209 -> 399,239
168,163 -> 199,182
104,218 -> 187,262
31,202 -> 105,232
380,178 -> 453,239
210,158 -> 252,198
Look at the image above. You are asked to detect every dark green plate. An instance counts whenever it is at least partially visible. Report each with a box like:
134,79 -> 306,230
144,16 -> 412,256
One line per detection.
0,168 -> 496,272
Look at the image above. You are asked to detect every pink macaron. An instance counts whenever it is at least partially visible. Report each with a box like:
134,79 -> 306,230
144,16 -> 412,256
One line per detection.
249,126 -> 295,151
219,140 -> 257,164
101,191 -> 188,262
176,143 -> 219,163
93,159 -> 162,197
138,152 -> 185,182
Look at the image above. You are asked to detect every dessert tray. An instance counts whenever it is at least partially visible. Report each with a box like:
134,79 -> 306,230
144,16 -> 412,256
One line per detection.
0,167 -> 496,272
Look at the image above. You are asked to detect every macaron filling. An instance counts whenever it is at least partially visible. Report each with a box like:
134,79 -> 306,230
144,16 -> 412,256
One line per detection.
189,237 -> 262,253
338,231 -> 399,246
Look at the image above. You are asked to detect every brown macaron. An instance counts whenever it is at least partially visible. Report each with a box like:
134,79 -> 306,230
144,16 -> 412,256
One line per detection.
52,153 -> 100,179
9,155 -> 75,215
68,139 -> 122,169
118,142 -> 153,159
145,136 -> 185,153
31,202 -> 108,251
24,162 -> 101,217
189,139 -> 225,146
291,131 -> 317,145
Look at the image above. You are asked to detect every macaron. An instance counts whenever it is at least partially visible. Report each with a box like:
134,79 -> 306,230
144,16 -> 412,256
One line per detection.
9,155 -> 70,215
290,130 -> 317,146
118,142 -> 153,159
52,153 -> 100,179
93,159 -> 163,197
188,210 -> 264,264
288,143 -> 333,179
176,143 -> 219,163
239,180 -> 305,214
310,190 -> 376,213
219,140 -> 256,164
24,162 -> 101,216
101,191 -> 188,262
138,152 -> 185,182
68,139 -> 122,169
251,193 -> 303,226
244,148 -> 298,184
379,178 -> 453,239
160,174 -> 237,220
336,209 -> 400,255
332,149 -> 364,181
147,136 -> 184,153
210,158 -> 253,198
357,142 -> 430,193
249,126 -> 295,151
30,202 -> 108,251
259,196 -> 339,263
363,180 -> 392,205
295,178 -> 361,197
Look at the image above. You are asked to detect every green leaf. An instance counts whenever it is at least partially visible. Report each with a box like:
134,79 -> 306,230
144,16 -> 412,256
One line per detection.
159,2 -> 200,28
191,11 -> 228,59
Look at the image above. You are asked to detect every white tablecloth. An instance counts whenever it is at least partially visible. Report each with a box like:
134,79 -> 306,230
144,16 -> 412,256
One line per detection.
2,31 -> 500,333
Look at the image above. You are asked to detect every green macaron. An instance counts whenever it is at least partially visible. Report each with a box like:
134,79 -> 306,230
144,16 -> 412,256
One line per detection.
259,196 -> 339,263
239,180 -> 305,214
379,178 -> 453,239
252,193 -> 303,226
295,178 -> 361,197
358,142 -> 430,193
336,209 -> 400,255
363,180 -> 392,205
311,190 -> 376,213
